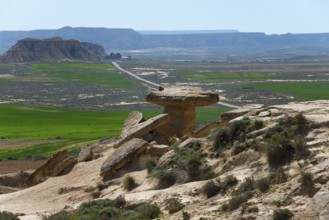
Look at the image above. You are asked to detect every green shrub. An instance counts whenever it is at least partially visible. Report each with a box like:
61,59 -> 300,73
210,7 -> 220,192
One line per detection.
270,168 -> 288,184
139,155 -> 158,173
299,172 -> 314,187
217,175 -> 238,194
233,177 -> 255,195
182,211 -> 191,220
266,133 -> 295,167
212,127 -> 230,151
227,192 -> 252,211
224,175 -> 239,187
228,117 -> 251,142
150,168 -> 179,189
0,211 -> 20,220
165,198 -> 185,214
293,113 -> 309,135
202,180 -> 220,198
255,177 -> 271,192
123,175 -> 136,191
272,209 -> 293,220
247,206 -> 259,213
232,141 -> 247,155
254,120 -> 264,130
184,151 -> 203,179
135,203 -> 161,219
113,195 -> 126,208
293,136 -> 310,160
221,203 -> 229,211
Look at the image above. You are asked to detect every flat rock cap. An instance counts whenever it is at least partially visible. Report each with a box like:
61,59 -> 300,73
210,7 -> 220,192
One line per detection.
146,86 -> 219,107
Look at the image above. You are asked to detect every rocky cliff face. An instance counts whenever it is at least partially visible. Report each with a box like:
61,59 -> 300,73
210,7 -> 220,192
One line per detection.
1,100 -> 329,219
0,37 -> 107,62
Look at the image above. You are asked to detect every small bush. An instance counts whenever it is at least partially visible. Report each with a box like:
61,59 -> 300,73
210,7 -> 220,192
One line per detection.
123,175 -> 136,191
228,117 -> 251,142
293,113 -> 309,135
165,198 -> 185,214
254,120 -> 264,130
227,192 -> 252,211
299,172 -> 314,187
135,203 -> 161,219
255,177 -> 271,192
0,211 -> 20,220
212,127 -> 230,151
202,180 -> 220,198
150,168 -> 179,189
233,177 -> 255,195
221,203 -> 229,211
42,210 -> 71,220
247,206 -> 259,213
272,209 -> 293,220
224,175 -> 239,187
232,141 -> 246,155
293,136 -> 310,160
270,168 -> 288,184
184,151 -> 203,179
266,133 -> 295,167
113,195 -> 126,208
139,155 -> 158,173
182,211 -> 191,220
217,175 -> 238,194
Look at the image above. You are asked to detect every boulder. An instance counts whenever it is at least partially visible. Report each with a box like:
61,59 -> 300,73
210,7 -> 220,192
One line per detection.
26,150 -> 77,186
100,138 -> 149,179
116,114 -> 170,148
308,181 -> 329,220
121,111 -> 145,137
0,171 -> 31,188
78,145 -> 94,162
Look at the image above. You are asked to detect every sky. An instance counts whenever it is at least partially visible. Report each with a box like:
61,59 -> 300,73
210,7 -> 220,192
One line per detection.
1,0 -> 329,34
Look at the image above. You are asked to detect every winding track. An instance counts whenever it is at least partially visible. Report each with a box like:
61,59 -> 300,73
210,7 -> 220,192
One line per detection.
112,62 -> 240,109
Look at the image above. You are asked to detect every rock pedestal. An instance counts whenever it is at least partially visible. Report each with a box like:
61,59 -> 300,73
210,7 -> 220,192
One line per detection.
146,86 -> 219,139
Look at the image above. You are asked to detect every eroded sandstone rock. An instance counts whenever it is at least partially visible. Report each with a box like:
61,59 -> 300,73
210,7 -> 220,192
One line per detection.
146,86 -> 219,139
116,113 -> 170,148
100,138 -> 149,179
26,150 -> 77,186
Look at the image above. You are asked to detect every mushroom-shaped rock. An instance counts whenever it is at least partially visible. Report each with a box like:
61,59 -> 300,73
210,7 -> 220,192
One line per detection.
146,86 -> 219,138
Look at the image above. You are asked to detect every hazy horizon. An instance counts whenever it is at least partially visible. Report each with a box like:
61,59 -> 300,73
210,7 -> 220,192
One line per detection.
1,0 -> 329,34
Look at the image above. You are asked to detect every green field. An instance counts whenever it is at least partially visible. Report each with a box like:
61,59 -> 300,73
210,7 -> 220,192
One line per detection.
242,82 -> 329,100
177,71 -> 271,82
29,63 -> 138,88
0,104 -> 228,159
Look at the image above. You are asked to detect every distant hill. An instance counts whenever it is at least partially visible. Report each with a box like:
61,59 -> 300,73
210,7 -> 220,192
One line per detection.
1,27 -> 329,56
138,30 -> 239,35
0,37 -> 107,62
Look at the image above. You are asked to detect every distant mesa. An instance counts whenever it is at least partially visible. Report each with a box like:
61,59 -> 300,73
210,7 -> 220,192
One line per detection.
0,37 -> 109,62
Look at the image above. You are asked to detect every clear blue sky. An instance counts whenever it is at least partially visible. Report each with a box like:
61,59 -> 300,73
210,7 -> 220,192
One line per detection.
1,0 -> 328,34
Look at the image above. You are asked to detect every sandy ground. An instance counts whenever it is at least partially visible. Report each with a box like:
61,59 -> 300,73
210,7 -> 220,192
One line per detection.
0,144 -> 116,219
0,160 -> 46,174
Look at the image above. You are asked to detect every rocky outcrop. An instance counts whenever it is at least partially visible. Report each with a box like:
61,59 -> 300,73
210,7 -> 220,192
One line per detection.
116,112 -> 170,147
100,138 -> 149,179
0,171 -> 31,188
0,37 -> 107,62
2,99 -> 329,219
146,86 -> 219,138
26,150 -> 77,186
